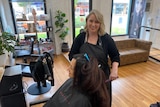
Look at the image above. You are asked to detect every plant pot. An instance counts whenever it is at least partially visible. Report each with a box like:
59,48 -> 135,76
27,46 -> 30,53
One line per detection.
61,42 -> 69,52
0,53 -> 8,67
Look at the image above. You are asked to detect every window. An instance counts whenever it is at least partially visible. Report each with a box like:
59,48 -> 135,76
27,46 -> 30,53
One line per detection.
111,0 -> 132,36
9,0 -> 47,40
72,0 -> 92,39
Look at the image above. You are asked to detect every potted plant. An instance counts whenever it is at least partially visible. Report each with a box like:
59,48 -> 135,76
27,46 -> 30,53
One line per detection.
0,32 -> 16,55
54,10 -> 69,52
0,32 -> 16,67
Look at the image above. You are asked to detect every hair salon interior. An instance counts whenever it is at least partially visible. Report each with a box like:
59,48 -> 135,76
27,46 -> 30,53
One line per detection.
0,0 -> 160,107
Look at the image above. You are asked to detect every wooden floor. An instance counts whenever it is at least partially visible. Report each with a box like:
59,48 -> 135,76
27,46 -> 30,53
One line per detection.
6,51 -> 160,107
150,48 -> 160,61
112,59 -> 160,107
27,54 -> 160,107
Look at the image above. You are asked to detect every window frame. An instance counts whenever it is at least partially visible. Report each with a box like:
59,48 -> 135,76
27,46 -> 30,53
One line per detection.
110,0 -> 133,36
71,0 -> 92,40
9,0 -> 48,38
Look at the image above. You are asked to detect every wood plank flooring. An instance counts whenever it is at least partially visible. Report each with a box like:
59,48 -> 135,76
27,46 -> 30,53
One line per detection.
7,51 -> 160,107
28,54 -> 160,107
150,48 -> 160,61
112,59 -> 160,107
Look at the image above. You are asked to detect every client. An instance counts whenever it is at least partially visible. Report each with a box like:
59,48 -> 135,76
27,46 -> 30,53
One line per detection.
44,53 -> 110,107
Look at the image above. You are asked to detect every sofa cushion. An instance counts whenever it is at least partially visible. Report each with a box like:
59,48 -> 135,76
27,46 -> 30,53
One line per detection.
119,48 -> 147,56
115,39 -> 136,50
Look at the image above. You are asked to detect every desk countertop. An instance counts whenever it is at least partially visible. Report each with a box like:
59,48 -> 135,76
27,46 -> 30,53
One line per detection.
4,65 -> 22,76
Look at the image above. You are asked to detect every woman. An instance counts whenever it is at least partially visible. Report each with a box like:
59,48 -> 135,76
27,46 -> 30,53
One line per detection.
69,9 -> 120,106
44,54 -> 110,107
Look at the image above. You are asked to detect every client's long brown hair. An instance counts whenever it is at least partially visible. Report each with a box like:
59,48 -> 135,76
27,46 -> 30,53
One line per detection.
73,54 -> 110,107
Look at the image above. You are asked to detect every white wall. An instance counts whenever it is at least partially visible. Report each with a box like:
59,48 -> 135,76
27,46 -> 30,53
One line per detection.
45,0 -> 73,54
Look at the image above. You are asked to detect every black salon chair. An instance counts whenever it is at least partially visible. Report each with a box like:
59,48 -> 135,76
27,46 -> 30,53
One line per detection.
13,40 -> 41,77
26,52 -> 54,95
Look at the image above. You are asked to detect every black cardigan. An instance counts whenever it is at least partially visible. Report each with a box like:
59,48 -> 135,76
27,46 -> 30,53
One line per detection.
68,32 -> 120,64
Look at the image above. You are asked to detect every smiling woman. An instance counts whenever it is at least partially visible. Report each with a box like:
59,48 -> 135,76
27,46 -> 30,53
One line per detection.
69,9 -> 120,107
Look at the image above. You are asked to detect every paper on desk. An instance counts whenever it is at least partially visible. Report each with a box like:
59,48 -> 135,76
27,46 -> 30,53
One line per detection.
0,67 -> 5,82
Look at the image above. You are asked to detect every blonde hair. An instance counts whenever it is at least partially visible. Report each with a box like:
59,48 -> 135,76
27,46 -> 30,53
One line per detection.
84,9 -> 106,36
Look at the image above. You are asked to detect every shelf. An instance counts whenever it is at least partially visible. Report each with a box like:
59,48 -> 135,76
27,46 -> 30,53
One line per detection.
17,21 -> 47,33
15,13 -> 50,43
18,32 -> 46,35
16,20 -> 46,23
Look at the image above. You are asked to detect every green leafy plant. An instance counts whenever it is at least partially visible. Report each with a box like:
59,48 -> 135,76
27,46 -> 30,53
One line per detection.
0,32 -> 16,55
55,10 -> 69,41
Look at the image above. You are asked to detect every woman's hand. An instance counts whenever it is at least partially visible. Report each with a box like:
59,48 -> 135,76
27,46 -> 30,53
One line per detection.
109,62 -> 119,81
